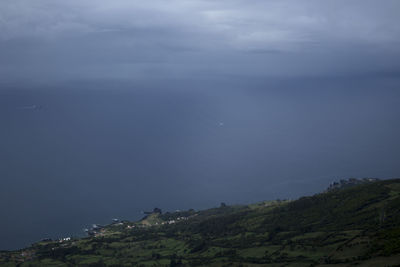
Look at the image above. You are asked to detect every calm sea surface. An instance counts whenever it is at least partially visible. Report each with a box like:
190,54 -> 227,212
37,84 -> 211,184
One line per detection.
1,80 -> 400,250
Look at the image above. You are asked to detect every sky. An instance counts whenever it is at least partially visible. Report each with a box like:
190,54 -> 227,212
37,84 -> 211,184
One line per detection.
1,0 -> 400,250
0,0 -> 400,82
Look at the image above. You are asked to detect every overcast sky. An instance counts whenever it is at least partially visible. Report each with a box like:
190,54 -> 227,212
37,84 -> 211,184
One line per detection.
1,0 -> 400,83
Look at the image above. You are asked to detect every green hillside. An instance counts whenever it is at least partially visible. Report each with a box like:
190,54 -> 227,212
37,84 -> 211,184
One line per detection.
1,179 -> 400,266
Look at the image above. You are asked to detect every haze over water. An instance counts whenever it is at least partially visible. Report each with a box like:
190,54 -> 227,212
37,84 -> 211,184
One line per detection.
1,77 -> 399,250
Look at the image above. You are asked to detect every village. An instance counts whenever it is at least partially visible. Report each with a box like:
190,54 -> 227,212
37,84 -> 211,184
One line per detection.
84,208 -> 192,238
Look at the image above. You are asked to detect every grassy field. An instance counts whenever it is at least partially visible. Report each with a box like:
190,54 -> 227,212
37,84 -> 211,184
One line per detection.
1,179 -> 400,266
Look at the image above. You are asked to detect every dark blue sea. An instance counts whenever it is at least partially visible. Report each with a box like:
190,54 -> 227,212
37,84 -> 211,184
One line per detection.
1,78 -> 400,250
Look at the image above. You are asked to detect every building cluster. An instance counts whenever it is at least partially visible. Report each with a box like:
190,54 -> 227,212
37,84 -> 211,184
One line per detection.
85,224 -> 106,237
59,237 -> 71,243
85,213 -> 192,235
326,178 -> 380,192
160,216 -> 189,225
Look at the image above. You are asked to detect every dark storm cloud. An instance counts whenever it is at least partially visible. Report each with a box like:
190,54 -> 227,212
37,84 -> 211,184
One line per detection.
0,0 -> 400,82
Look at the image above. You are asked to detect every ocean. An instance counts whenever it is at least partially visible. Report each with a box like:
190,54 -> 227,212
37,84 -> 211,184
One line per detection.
1,78 -> 399,250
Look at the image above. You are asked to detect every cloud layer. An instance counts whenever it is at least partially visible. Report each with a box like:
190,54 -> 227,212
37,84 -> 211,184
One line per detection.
1,0 -> 399,82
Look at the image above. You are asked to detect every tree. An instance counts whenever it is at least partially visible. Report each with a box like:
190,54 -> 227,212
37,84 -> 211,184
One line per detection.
153,208 -> 162,214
